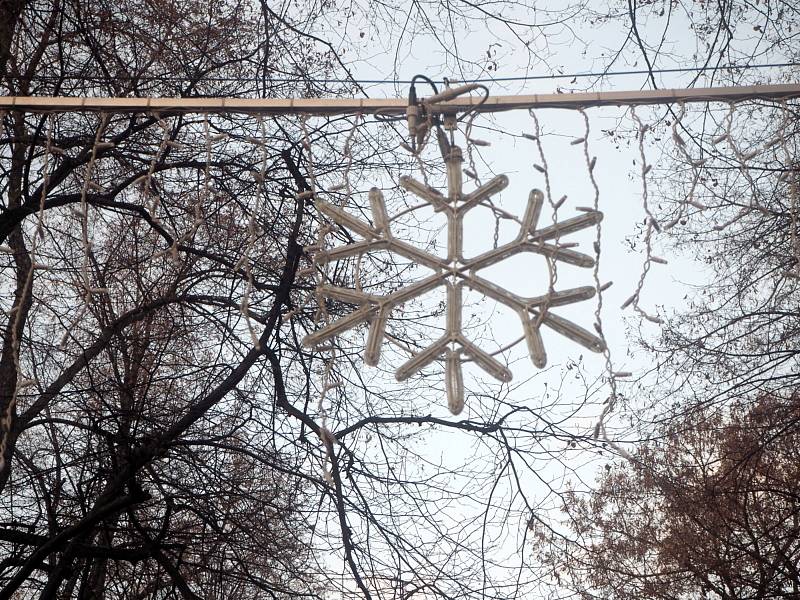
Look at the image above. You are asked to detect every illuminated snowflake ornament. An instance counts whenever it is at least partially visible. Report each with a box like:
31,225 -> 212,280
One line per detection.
304,146 -> 605,414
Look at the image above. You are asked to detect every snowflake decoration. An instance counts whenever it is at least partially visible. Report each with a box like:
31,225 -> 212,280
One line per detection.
304,146 -> 605,414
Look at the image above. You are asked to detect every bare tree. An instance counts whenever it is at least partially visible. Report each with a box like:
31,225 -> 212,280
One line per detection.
0,1 -> 612,598
546,4 -> 800,598
6,0 -> 799,598
0,0 -> 367,596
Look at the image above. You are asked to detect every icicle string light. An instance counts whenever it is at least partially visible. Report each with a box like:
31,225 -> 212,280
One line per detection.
1,115 -> 54,472
237,116 -> 267,349
623,107 -> 663,326
140,114 -> 174,229
528,110 -> 567,343
289,115 -> 345,328
666,102 -> 705,229
463,114 -> 506,249
58,114 -> 110,349
299,114 -> 367,484
577,108 -> 623,442
723,102 -> 761,211
778,102 -> 800,278
165,116 -> 210,265
300,117 -> 332,413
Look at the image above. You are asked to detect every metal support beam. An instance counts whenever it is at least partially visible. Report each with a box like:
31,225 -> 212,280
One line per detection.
0,83 -> 799,115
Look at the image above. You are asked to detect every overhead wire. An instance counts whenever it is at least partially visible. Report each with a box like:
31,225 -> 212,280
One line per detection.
4,61 -> 799,87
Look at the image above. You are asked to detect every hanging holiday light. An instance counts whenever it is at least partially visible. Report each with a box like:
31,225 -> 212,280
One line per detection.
303,138 -> 604,415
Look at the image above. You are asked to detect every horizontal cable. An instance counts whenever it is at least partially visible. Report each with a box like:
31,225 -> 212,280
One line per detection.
4,61 -> 800,86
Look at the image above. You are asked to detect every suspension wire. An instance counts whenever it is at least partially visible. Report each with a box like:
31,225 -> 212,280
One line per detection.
4,60 -> 799,86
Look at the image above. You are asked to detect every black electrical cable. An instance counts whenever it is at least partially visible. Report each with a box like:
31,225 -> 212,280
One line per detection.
410,74 -> 439,95
457,84 -> 489,123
